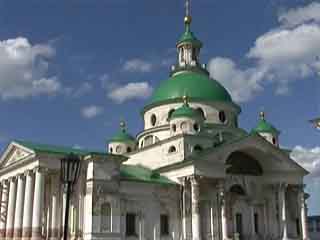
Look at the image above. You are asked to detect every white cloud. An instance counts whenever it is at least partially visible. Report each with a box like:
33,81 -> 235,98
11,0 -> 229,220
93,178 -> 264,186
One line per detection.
107,82 -> 153,103
279,2 -> 320,27
81,105 -> 103,119
208,58 -> 266,102
0,37 -> 62,100
71,82 -> 93,97
290,146 -> 320,178
207,2 -> 320,102
122,58 -> 153,73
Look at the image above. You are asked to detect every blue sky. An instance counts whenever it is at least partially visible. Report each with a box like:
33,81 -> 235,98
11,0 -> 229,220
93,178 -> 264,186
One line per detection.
0,0 -> 320,214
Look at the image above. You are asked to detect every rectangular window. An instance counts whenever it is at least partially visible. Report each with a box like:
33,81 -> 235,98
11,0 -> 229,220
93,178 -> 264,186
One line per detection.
308,220 -> 314,232
316,219 -> 320,232
160,214 -> 169,236
126,213 -> 136,236
254,213 -> 259,234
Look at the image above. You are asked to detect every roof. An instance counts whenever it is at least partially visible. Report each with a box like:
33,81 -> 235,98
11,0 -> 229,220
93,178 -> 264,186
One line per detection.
14,140 -> 109,156
177,23 -> 202,48
110,128 -> 136,144
170,101 -> 203,120
120,164 -> 176,185
149,71 -> 235,107
251,118 -> 280,135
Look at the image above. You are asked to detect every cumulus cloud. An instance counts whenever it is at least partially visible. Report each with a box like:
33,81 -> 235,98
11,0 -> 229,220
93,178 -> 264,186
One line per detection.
279,2 -> 320,27
290,146 -> 320,178
81,105 -> 103,119
208,2 -> 320,102
107,82 -> 153,103
122,58 -> 153,73
0,37 -> 62,100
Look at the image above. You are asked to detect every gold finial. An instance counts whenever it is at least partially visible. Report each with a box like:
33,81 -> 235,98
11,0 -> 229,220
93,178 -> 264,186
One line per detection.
260,111 -> 265,120
184,15 -> 192,24
184,0 -> 192,24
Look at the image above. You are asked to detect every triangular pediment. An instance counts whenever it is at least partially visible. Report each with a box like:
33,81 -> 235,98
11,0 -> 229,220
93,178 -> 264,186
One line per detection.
0,142 -> 35,169
198,134 -> 308,175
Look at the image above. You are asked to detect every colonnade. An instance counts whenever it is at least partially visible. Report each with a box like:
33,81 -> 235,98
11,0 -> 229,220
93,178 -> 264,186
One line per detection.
181,177 -> 310,240
0,168 -> 60,240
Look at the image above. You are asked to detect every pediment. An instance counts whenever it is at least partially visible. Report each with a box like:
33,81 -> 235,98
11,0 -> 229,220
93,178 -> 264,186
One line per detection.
199,134 -> 308,176
0,142 -> 35,169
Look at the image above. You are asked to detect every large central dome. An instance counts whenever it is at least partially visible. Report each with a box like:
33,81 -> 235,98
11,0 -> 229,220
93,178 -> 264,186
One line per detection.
149,71 -> 233,105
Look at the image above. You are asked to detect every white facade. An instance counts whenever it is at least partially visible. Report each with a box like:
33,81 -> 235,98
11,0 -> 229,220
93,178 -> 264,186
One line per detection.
0,8 -> 311,240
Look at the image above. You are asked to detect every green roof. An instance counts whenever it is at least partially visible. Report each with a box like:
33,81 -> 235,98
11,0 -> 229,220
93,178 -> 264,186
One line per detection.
251,119 -> 280,135
14,140 -> 108,156
110,129 -> 136,144
170,102 -> 203,120
177,24 -> 202,48
149,72 -> 234,106
120,165 -> 176,185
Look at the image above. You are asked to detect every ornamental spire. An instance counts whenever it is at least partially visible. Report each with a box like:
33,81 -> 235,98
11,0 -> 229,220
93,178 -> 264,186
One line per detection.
120,119 -> 126,132
260,111 -> 265,121
184,0 -> 192,27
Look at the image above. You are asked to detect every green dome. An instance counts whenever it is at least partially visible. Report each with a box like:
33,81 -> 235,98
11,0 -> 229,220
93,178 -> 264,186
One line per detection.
150,72 -> 233,105
110,122 -> 136,143
170,101 -> 203,120
251,113 -> 279,135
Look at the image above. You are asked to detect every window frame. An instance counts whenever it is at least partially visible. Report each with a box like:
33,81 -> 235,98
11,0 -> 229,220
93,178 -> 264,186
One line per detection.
160,214 -> 170,236
126,213 -> 137,236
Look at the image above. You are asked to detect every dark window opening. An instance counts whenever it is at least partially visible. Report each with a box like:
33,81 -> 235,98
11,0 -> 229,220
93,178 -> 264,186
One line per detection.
127,147 -> 132,153
219,111 -> 226,123
196,108 -> 206,119
254,213 -> 259,234
126,213 -> 136,236
168,109 -> 175,121
272,137 -> 276,145
160,214 -> 169,236
230,185 -> 246,196
194,145 -> 203,152
168,146 -> 177,153
151,114 -> 157,126
193,123 -> 200,132
296,218 -> 300,236
109,148 -> 113,153
172,124 -> 177,132
192,48 -> 197,61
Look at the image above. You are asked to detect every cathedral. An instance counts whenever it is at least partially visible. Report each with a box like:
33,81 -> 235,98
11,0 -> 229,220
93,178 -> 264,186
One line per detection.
0,5 -> 310,240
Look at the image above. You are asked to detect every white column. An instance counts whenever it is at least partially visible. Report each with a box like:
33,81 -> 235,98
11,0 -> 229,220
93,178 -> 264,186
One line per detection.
190,176 -> 201,240
219,184 -> 228,240
50,176 -> 58,240
300,191 -> 309,240
22,171 -> 34,240
280,184 -> 288,240
13,175 -> 25,239
210,201 -> 214,240
182,178 -> 187,240
6,177 -> 17,239
251,205 -> 256,237
0,181 -> 9,240
31,169 -> 45,240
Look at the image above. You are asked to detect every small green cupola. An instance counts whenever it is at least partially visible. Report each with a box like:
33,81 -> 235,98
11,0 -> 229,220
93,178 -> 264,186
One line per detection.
170,4 -> 208,76
108,121 -> 136,155
169,96 -> 204,136
252,112 -> 280,146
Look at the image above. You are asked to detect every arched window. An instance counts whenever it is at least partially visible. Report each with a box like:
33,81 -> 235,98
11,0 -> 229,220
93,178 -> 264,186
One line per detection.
116,145 -> 122,153
168,146 -> 177,153
154,136 -> 160,143
172,124 -> 177,132
144,135 -> 154,147
230,185 -> 246,195
109,147 -> 113,153
151,114 -> 157,126
219,111 -> 226,123
127,147 -> 132,153
226,151 -> 263,176
101,202 -> 111,232
168,109 -> 175,121
196,108 -> 206,119
193,123 -> 200,132
272,137 -> 276,145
